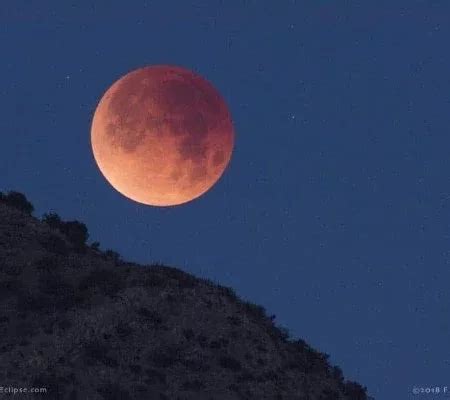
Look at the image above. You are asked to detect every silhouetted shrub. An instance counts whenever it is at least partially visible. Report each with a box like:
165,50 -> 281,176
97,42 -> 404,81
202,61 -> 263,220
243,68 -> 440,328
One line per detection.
228,383 -> 239,392
288,338 -> 331,375
262,370 -> 279,381
83,340 -> 118,367
78,269 -> 123,297
227,315 -> 241,326
229,330 -> 239,340
116,322 -> 133,340
1,262 -> 23,276
242,301 -> 267,321
256,344 -> 267,353
36,255 -> 59,271
219,356 -> 242,371
104,249 -> 121,263
149,347 -> 179,368
0,280 -> 22,301
182,379 -> 205,391
144,368 -> 167,385
320,388 -> 341,400
217,285 -> 237,299
42,213 -> 88,250
62,220 -> 88,250
39,233 -> 69,256
183,328 -> 195,340
143,273 -> 166,288
97,383 -> 131,400
204,299 -> 213,308
156,265 -> 197,288
332,365 -> 344,383
148,262 -> 168,269
42,320 -> 55,335
343,381 -> 367,400
68,390 -> 78,400
209,340 -> 222,349
129,364 -> 141,374
180,357 -> 210,372
16,291 -> 54,314
14,321 -> 35,342
136,307 -> 163,325
0,191 -> 34,214
236,371 -> 255,382
38,272 -> 78,310
42,212 -> 63,229
57,319 -> 72,331
278,326 -> 290,341
197,334 -> 208,348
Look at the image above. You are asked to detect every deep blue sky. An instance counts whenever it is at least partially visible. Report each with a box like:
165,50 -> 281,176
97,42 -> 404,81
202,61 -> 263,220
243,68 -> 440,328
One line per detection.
2,1 -> 450,399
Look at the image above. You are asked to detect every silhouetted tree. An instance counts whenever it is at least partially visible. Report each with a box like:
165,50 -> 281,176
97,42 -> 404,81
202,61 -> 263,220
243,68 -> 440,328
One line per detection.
39,233 -> 69,256
0,191 -> 34,214
320,388 -> 341,400
278,326 -> 290,341
42,213 -> 88,251
104,250 -> 121,263
332,365 -> 344,383
343,380 -> 368,400
78,269 -> 123,297
218,356 -> 242,371
90,241 -> 100,251
61,221 -> 88,250
289,339 -> 331,375
42,212 -> 63,229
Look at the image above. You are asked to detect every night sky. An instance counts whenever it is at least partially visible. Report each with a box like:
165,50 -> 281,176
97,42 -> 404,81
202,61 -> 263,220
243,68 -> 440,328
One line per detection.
2,2 -> 450,399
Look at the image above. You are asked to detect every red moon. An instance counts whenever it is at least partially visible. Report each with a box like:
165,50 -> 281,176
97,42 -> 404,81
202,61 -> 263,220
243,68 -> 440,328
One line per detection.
91,65 -> 235,206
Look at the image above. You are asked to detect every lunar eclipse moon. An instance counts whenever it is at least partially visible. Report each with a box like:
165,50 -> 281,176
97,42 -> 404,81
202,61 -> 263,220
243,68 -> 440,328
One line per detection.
91,65 -> 235,206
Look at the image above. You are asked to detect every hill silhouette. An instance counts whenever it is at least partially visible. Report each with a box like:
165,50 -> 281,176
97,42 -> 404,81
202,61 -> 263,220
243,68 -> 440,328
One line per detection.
0,191 -> 374,399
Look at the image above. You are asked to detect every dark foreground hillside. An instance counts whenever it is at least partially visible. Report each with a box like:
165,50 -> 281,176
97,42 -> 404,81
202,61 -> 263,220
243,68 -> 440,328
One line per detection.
0,192 -> 373,399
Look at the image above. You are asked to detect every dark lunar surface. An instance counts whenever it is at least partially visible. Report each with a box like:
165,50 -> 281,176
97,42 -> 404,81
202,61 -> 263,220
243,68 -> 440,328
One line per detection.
105,66 -> 226,162
0,198 -> 373,399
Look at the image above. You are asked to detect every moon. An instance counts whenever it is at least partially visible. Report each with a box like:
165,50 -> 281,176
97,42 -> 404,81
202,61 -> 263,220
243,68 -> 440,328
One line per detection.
91,65 -> 235,206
